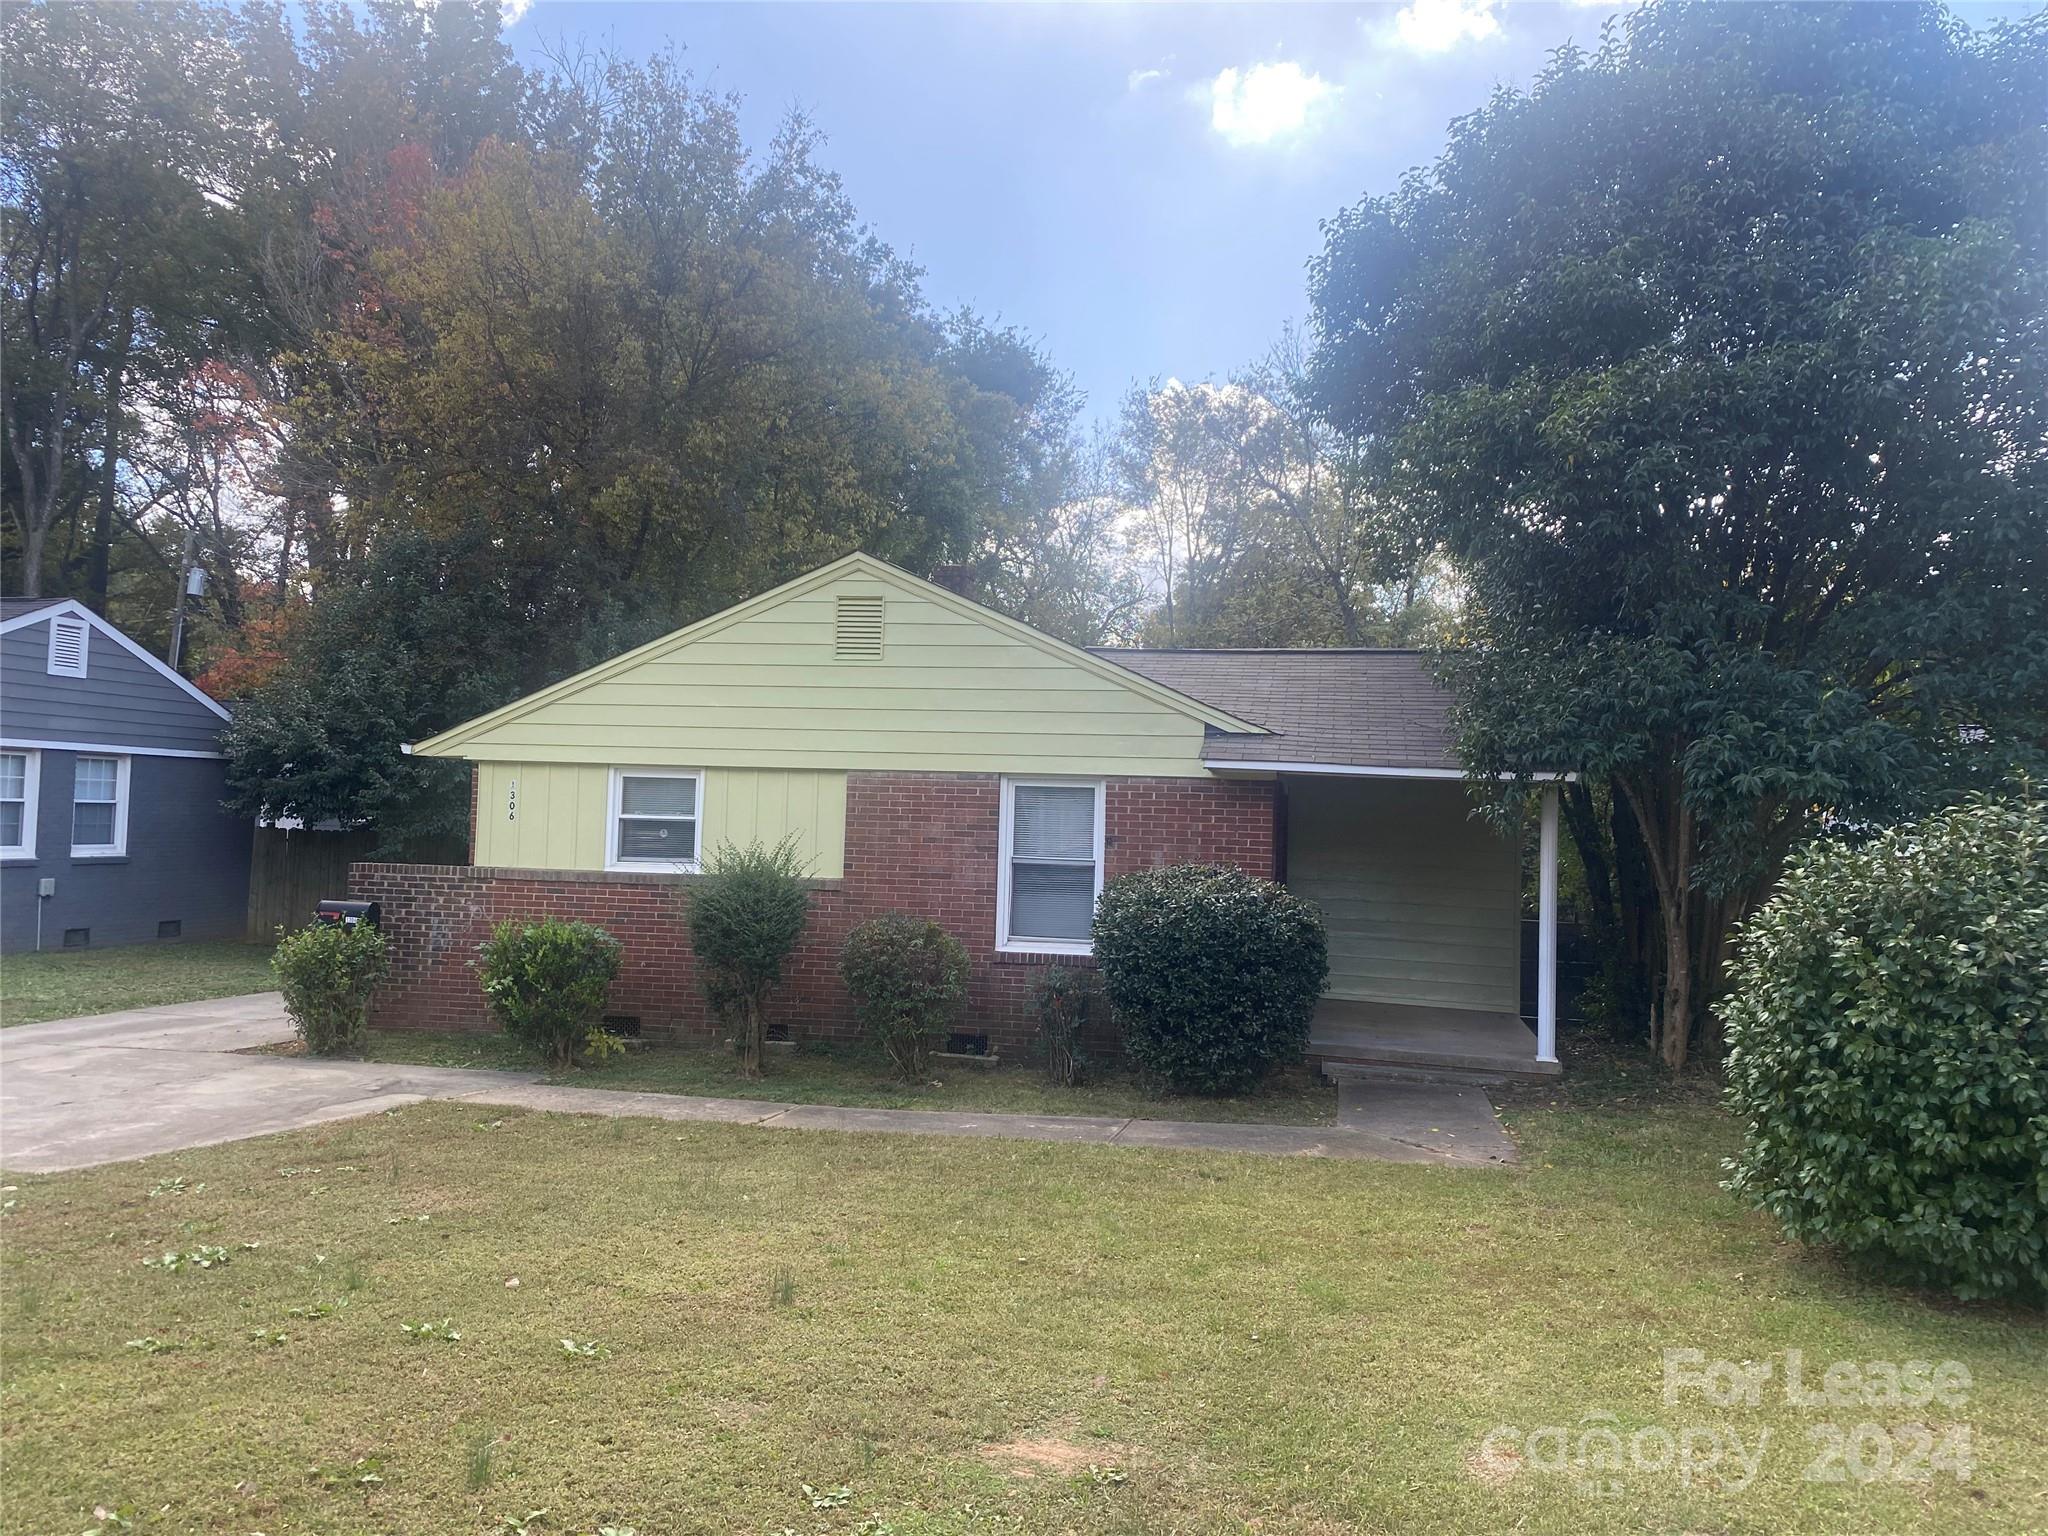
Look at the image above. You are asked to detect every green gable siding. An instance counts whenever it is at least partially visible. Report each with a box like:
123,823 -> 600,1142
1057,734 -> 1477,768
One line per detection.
417,560 -> 1227,779
1285,776 -> 1521,1014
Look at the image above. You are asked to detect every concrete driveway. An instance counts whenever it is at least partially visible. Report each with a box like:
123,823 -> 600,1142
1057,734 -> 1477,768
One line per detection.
2,994 -> 1516,1172
0,994 -> 538,1173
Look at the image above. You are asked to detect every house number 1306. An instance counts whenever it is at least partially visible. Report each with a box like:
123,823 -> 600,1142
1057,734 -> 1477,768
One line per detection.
506,778 -> 518,822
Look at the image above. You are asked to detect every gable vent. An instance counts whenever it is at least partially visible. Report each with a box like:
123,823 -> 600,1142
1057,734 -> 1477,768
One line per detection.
834,595 -> 885,660
47,616 -> 88,677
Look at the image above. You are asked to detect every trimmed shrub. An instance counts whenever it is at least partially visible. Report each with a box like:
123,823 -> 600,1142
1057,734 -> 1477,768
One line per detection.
1034,966 -> 1090,1087
840,914 -> 970,1082
477,918 -> 624,1071
687,839 -> 812,1078
1093,863 -> 1328,1094
273,920 -> 388,1056
1722,793 -> 2048,1301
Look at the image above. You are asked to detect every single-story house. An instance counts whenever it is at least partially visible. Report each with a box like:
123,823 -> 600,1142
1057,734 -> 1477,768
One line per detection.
361,553 -> 1562,1078
1,598 -> 251,953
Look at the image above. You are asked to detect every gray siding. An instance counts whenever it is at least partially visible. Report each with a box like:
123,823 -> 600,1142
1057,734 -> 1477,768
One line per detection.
2,616 -> 228,755
1285,776 -> 1522,1014
1,750 -> 251,952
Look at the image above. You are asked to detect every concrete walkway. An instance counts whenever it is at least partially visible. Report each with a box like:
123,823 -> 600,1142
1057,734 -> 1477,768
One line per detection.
1336,1077 -> 1519,1164
0,994 -> 1517,1173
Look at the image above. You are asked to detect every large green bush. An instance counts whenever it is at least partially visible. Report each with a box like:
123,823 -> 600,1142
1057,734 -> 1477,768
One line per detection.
687,840 -> 811,1078
1093,864 -> 1328,1094
273,920 -> 389,1056
840,914 -> 970,1082
477,919 -> 624,1070
1721,793 -> 2048,1301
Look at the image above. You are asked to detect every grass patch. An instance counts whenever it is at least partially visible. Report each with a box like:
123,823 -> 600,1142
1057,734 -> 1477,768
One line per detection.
350,1027 -> 1341,1126
0,939 -> 276,1027
2,1098 -> 2042,1532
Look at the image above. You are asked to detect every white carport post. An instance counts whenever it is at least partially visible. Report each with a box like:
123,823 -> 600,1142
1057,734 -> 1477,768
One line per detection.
1536,783 -> 1560,1066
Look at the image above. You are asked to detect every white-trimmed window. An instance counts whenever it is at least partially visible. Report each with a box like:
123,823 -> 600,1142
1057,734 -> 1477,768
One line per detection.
46,614 -> 89,677
606,768 -> 702,872
0,749 -> 38,858
71,754 -> 129,857
997,777 -> 1105,954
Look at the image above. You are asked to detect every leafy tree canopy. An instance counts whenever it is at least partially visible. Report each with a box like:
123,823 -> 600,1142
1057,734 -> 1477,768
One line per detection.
1307,1 -> 2048,1064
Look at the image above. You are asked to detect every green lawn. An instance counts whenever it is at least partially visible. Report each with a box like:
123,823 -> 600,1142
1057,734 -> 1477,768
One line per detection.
0,939 -> 276,1027
353,1028 -> 1342,1126
2,1096 -> 2041,1534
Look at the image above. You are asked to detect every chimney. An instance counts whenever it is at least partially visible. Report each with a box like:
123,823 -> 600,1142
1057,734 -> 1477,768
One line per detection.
929,563 -> 978,602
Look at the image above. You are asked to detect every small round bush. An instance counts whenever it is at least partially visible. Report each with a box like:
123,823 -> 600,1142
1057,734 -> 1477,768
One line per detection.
1034,966 -> 1090,1088
1093,863 -> 1328,1095
477,918 -> 624,1071
1721,793 -> 2048,1301
273,920 -> 389,1056
840,913 -> 970,1082
688,839 -> 812,1078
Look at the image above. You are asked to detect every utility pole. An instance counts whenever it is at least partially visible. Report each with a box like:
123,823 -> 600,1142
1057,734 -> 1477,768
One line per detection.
167,529 -> 205,673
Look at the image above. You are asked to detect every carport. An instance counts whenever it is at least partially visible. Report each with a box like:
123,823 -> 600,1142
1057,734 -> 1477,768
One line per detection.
1096,648 -> 1563,1080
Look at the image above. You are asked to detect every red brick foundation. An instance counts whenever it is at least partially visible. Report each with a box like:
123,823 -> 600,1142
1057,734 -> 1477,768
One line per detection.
352,771 -> 1276,1057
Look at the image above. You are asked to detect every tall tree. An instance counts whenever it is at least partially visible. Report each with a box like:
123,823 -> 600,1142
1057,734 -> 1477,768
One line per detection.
223,49 -> 1097,837
976,420 -> 1147,647
1308,3 -> 2048,1066
1,0 -> 261,599
1112,356 -> 1448,649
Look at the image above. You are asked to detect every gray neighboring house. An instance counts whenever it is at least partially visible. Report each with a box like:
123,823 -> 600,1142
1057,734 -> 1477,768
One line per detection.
1,597 -> 250,953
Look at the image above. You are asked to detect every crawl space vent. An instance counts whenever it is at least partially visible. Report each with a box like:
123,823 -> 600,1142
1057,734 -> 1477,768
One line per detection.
833,595 -> 885,660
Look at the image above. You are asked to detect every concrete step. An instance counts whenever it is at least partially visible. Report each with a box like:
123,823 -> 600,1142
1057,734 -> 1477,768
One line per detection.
1312,1050 -> 1559,1087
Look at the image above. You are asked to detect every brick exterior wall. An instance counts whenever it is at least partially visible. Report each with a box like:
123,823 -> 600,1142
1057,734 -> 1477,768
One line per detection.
351,771 -> 1276,1056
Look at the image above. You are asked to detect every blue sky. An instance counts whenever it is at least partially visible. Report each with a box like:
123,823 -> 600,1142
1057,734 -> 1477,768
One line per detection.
502,1 -> 2033,420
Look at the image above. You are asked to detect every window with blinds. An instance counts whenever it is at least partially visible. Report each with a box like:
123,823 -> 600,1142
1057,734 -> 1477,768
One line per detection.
1000,779 -> 1103,951
608,769 -> 702,871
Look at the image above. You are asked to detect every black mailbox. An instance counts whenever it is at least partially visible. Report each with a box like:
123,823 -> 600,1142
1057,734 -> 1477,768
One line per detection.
314,899 -> 381,930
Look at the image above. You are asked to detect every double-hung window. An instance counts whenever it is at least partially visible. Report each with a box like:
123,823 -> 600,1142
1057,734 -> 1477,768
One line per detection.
1,750 -> 38,858
71,754 -> 129,857
607,769 -> 702,872
998,778 -> 1104,954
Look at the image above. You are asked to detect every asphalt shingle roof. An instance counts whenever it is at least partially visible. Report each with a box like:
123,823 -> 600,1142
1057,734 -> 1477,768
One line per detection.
1091,648 -> 1459,771
0,596 -> 68,621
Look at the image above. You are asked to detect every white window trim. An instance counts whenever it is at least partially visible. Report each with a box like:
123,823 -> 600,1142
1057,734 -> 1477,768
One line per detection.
46,614 -> 89,677
605,766 -> 704,873
1,748 -> 39,860
996,775 -> 1106,956
70,753 -> 130,858
0,737 -> 222,761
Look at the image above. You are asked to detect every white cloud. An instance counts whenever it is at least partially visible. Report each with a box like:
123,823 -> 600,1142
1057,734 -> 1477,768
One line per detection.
501,0 -> 533,25
1127,66 -> 1168,93
1393,0 -> 1502,54
1207,61 -> 1338,148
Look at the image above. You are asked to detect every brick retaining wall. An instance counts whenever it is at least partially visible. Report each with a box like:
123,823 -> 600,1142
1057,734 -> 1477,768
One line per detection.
352,770 -> 1276,1056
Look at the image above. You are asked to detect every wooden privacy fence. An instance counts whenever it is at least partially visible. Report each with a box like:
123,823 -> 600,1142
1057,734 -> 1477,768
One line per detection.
247,827 -> 466,940
247,826 -> 380,939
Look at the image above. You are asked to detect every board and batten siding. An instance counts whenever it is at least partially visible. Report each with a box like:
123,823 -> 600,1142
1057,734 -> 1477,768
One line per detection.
473,764 -> 849,878
1285,775 -> 1521,1014
423,565 -> 1220,779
